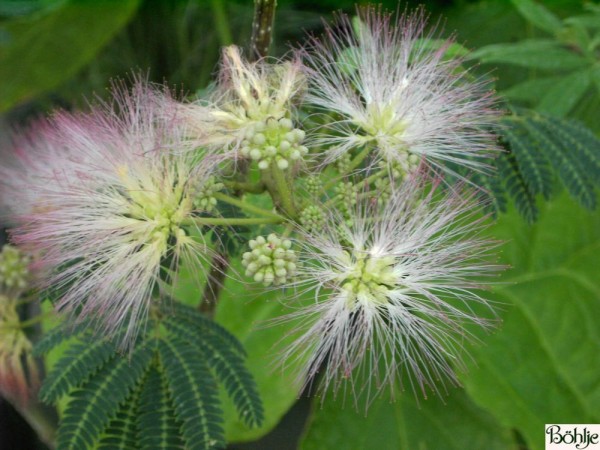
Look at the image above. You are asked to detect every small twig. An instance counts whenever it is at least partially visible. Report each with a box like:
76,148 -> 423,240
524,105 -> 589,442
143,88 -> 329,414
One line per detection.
250,0 -> 277,60
199,251 -> 230,317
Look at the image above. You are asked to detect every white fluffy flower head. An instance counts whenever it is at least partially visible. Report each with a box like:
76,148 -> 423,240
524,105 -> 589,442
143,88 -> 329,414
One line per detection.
181,45 -> 306,158
4,82 -> 218,348
302,6 -> 499,178
280,180 -> 500,405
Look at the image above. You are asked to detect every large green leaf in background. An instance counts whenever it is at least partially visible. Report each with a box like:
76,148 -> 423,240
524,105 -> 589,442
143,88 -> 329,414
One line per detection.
298,193 -> 600,450
300,387 -> 516,450
462,193 -> 600,450
0,0 -> 140,112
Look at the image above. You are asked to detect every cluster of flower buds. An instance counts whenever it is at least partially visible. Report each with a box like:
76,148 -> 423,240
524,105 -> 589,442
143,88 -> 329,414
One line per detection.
0,245 -> 30,292
194,176 -> 224,213
334,181 -> 359,223
240,118 -> 308,170
391,152 -> 421,177
242,234 -> 296,286
299,205 -> 325,233
304,175 -> 322,196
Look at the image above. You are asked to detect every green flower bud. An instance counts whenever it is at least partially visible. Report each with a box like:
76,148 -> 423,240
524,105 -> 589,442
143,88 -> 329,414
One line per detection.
240,118 -> 308,170
334,181 -> 358,220
0,245 -> 30,291
305,175 -> 323,196
299,205 -> 326,233
194,176 -> 224,213
242,233 -> 297,286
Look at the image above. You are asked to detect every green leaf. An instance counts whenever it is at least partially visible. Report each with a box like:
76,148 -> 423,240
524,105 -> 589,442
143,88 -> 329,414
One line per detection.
158,337 -> 225,450
510,0 -> 562,34
165,301 -> 246,356
543,116 -> 600,182
415,38 -> 470,58
56,342 -> 153,450
173,254 -> 307,442
97,377 -> 144,450
138,364 -> 185,450
462,194 -> 600,450
163,315 -> 264,428
299,387 -> 515,450
502,76 -> 563,103
500,119 -> 553,199
33,320 -> 90,356
523,115 -> 596,209
469,39 -> 588,71
536,69 -> 591,117
496,150 -> 539,223
40,338 -> 117,403
0,0 -> 140,111
496,110 -> 599,216
593,66 -> 600,96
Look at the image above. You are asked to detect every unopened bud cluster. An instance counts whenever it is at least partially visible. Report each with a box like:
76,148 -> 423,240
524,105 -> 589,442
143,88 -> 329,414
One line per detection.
242,234 -> 297,286
194,176 -> 224,213
336,153 -> 352,174
390,151 -> 420,177
300,205 -> 326,233
0,245 -> 30,291
304,175 -> 322,196
240,118 -> 308,170
334,181 -> 358,223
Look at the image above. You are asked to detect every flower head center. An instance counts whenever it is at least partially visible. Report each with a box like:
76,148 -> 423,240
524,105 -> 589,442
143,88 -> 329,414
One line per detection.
340,253 -> 396,308
117,165 -> 193,250
360,104 -> 407,141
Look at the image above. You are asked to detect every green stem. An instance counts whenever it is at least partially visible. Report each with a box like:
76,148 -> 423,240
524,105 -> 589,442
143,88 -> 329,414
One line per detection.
223,180 -> 266,194
270,165 -> 297,218
210,0 -> 233,46
213,192 -> 280,219
250,0 -> 277,60
199,251 -> 230,317
186,216 -> 283,226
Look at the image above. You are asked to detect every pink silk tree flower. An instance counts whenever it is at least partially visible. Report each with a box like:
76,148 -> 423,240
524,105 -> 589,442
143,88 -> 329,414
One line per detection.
2,82 -> 219,348
300,6 -> 500,180
279,179 -> 501,406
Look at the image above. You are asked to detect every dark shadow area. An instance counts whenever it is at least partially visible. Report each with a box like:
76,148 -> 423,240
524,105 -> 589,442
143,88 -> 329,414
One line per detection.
228,395 -> 312,450
0,399 -> 46,450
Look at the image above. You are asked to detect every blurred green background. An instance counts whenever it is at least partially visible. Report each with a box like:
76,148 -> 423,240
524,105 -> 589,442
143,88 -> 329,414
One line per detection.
0,1 -> 598,450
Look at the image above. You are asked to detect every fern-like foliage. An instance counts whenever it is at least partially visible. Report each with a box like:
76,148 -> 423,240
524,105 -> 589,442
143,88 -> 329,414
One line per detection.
35,302 -> 264,450
98,376 -> 144,450
137,364 -> 186,450
489,108 -> 600,222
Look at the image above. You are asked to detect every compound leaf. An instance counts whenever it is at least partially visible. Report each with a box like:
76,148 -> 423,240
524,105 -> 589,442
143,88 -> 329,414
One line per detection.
56,342 -> 153,450
159,337 -> 225,450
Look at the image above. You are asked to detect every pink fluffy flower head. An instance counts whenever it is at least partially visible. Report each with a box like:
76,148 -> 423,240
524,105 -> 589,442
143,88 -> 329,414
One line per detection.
3,82 -> 218,348
301,6 -> 500,179
279,179 -> 501,406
